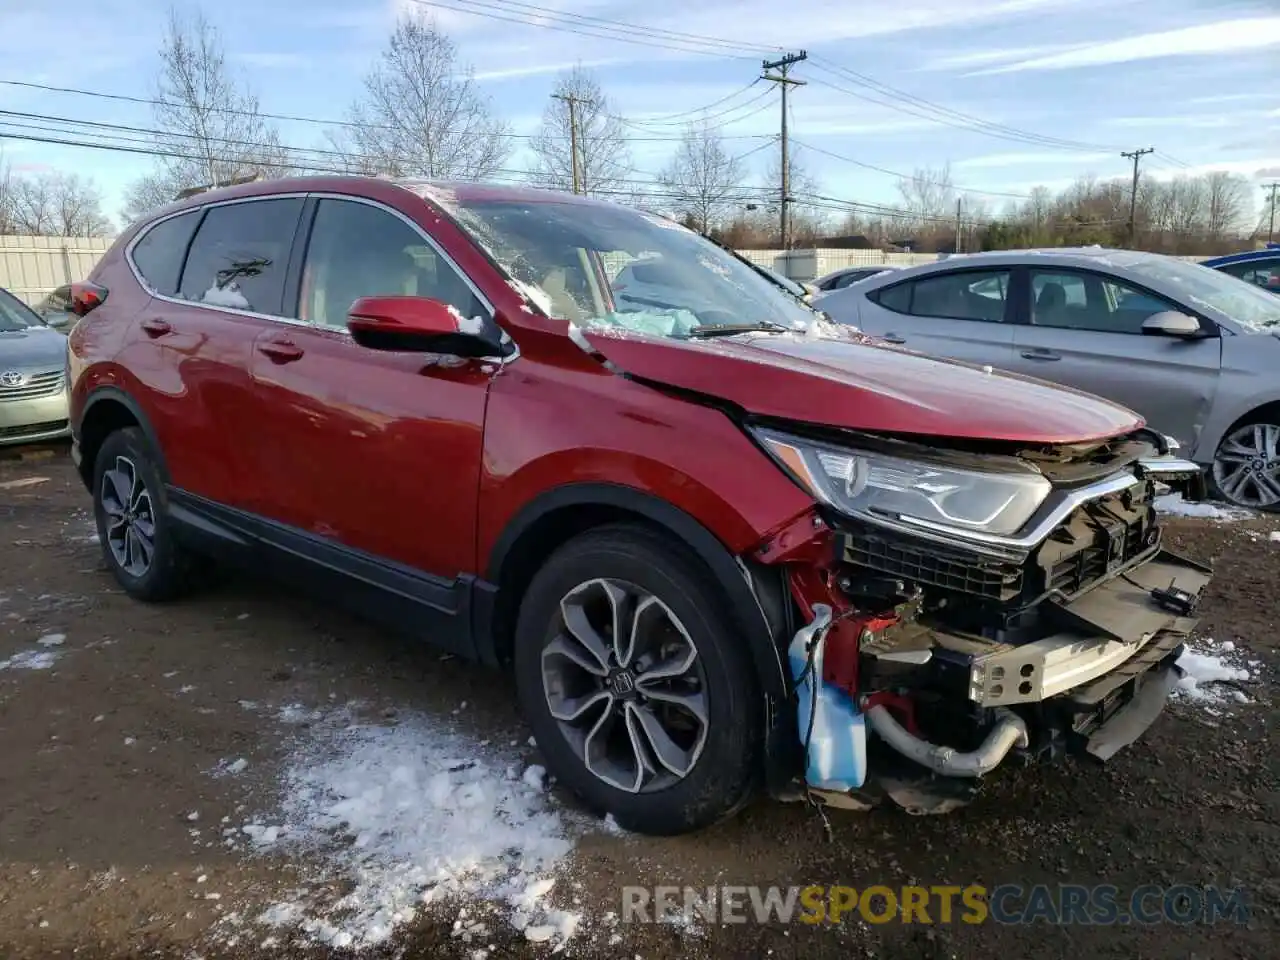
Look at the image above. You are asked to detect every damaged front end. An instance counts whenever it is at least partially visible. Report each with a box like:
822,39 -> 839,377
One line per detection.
752,426 -> 1212,814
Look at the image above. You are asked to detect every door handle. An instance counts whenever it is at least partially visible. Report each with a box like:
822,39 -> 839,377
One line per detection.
1020,348 -> 1060,361
881,333 -> 907,344
140,318 -> 171,338
257,338 -> 304,363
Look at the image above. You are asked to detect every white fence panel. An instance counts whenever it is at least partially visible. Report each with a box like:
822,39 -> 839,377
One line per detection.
0,235 -> 114,305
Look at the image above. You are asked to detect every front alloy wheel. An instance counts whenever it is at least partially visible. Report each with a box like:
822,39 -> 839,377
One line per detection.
542,578 -> 709,794
100,455 -> 157,577
514,524 -> 762,835
1211,422 -> 1280,509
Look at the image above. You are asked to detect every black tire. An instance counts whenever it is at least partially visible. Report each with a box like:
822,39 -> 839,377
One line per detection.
514,523 -> 762,836
91,426 -> 198,601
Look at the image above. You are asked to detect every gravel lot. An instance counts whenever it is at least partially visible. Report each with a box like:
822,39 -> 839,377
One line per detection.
1,445 -> 1276,959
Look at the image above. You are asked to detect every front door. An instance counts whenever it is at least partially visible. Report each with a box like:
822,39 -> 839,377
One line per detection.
1005,267 -> 1223,450
247,196 -> 497,581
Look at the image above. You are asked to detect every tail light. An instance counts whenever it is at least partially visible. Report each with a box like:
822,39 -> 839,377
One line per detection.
70,281 -> 108,317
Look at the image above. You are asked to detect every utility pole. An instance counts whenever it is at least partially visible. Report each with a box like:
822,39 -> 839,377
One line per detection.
1121,147 -> 1154,247
955,197 -> 963,254
1264,182 -> 1278,243
553,93 -> 590,194
762,51 -> 807,253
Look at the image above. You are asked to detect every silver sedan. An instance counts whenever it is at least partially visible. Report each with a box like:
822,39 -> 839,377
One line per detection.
817,247 -> 1280,509
0,287 -> 71,447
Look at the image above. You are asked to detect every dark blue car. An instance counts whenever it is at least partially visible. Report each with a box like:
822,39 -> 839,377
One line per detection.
1202,243 -> 1280,295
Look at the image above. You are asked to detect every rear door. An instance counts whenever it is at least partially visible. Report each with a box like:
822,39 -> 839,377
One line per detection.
246,194 -> 495,579
122,196 -> 306,513
1005,267 -> 1223,448
854,267 -> 1018,367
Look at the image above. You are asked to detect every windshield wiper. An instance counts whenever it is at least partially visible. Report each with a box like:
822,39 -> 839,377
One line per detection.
687,321 -> 792,338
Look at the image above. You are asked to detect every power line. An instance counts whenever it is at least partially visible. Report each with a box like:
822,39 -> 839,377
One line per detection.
0,125 -> 1150,234
606,79 -> 765,127
0,120 -> 754,193
807,57 -> 1118,154
0,125 -> 970,228
411,0 -> 1123,155
624,84 -> 774,128
0,126 -> 783,207
0,79 -> 767,144
408,0 -> 763,59
789,138 -> 1030,201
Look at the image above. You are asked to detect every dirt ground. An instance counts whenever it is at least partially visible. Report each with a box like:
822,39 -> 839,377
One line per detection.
1,444 -> 1276,959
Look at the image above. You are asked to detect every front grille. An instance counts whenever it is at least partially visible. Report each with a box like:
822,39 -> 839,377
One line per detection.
0,370 -> 65,403
1037,483 -> 1156,599
843,533 -> 1024,601
837,478 -> 1157,612
0,419 -> 68,439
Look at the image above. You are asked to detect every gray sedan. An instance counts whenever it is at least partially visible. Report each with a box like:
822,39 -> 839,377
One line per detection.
817,247 -> 1280,509
0,286 -> 71,447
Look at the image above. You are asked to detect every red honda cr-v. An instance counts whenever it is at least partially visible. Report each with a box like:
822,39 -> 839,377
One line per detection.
67,176 -> 1211,834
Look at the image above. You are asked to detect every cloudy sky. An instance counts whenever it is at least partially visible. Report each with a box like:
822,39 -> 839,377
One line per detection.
0,0 -> 1276,227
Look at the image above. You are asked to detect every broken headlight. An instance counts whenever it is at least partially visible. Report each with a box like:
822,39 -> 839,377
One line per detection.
754,428 -> 1052,537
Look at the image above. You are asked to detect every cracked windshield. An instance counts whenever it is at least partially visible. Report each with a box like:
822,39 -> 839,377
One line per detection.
447,198 -> 817,337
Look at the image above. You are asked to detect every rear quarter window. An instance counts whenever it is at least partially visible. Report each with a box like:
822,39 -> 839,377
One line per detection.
130,210 -> 201,296
871,281 -> 912,313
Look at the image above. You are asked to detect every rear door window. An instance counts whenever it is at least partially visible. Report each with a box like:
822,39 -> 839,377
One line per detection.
131,210 -> 201,296
177,198 -> 304,315
874,269 -> 1011,322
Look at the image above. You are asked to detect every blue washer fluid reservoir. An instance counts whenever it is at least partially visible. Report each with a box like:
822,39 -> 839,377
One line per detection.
788,603 -> 867,792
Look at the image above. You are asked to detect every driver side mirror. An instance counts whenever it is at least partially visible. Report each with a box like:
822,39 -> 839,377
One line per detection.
347,296 -> 502,357
1141,311 -> 1204,339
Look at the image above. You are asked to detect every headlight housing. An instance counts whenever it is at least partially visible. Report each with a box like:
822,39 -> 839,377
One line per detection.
754,427 -> 1052,538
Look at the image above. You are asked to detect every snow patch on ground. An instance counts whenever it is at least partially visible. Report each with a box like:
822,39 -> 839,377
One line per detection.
0,648 -> 61,671
1154,494 -> 1253,521
236,706 -> 579,951
1175,638 -> 1255,707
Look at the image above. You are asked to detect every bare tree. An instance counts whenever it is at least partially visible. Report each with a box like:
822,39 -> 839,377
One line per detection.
7,173 -> 111,236
331,12 -> 510,179
896,164 -> 956,229
122,5 -> 291,223
657,120 -> 747,233
530,66 -> 632,196
1205,171 -> 1249,239
0,151 -> 13,234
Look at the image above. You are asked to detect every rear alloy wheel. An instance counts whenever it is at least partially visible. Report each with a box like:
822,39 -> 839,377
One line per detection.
1211,422 -> 1280,509
101,455 -> 157,578
92,427 -> 199,601
514,525 -> 761,835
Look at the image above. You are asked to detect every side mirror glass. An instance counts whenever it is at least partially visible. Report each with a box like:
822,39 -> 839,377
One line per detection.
346,296 -> 501,357
1141,310 -> 1203,339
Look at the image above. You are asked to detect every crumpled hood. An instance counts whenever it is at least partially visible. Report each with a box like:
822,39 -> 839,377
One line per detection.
581,327 -> 1144,444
